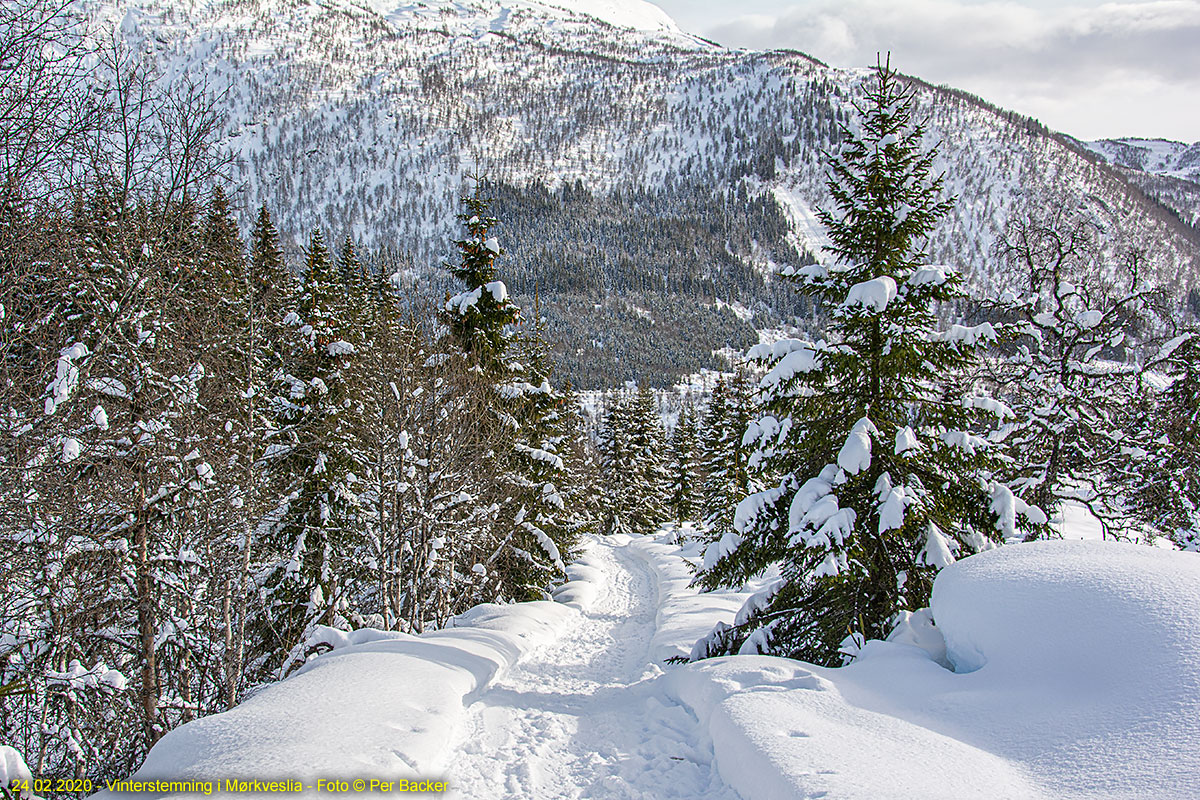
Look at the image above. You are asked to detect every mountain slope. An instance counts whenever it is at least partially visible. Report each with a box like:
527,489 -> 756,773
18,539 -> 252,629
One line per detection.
88,0 -> 1200,386
1084,138 -> 1200,184
1081,137 -> 1200,229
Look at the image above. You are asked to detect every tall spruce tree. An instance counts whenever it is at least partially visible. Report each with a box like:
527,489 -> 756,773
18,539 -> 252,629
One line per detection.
668,402 -> 700,526
499,308 -> 577,597
441,191 -> 578,602
260,228 -> 364,672
630,387 -> 671,531
693,57 -> 1044,666
200,188 -> 265,707
444,192 -> 519,369
697,372 -> 755,539
250,204 -> 285,284
598,394 -> 630,535
228,202 -> 294,694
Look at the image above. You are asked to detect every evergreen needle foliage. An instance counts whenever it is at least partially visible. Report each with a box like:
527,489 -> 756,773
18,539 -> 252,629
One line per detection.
692,57 -> 1045,666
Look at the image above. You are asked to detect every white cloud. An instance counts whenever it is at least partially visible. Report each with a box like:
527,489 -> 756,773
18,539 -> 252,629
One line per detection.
703,0 -> 1200,141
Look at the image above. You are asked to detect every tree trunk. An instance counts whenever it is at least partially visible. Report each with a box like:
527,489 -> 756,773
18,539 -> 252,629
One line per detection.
133,470 -> 160,745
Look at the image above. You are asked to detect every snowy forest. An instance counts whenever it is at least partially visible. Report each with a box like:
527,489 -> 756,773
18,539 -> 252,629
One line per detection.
2,0 -> 1200,795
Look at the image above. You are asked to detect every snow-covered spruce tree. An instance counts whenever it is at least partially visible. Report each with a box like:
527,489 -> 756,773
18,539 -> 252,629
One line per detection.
667,402 -> 700,526
259,228 -> 365,673
442,191 -> 573,602
989,216 -> 1171,540
336,234 -> 368,332
697,371 -> 756,539
559,389 -> 603,538
250,204 -> 286,283
599,387 -> 669,535
492,308 -> 578,599
692,57 -> 1044,666
598,393 -> 635,535
630,387 -> 671,530
444,193 -> 519,369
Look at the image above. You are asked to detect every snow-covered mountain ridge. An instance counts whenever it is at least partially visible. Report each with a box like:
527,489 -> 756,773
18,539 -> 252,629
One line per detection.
85,0 -> 1200,386
499,0 -> 680,32
1084,138 -> 1200,184
1081,137 -> 1200,230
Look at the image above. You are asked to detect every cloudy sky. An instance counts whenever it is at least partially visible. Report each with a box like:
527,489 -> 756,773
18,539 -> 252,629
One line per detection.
650,0 -> 1200,142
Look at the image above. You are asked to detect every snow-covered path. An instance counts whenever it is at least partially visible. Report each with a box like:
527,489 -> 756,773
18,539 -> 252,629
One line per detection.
445,539 -> 740,799
84,533 -> 1200,800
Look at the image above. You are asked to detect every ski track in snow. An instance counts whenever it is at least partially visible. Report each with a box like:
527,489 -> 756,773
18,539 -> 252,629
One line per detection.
445,540 -> 740,800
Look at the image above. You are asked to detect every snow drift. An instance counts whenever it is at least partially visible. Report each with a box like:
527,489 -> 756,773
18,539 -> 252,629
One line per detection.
89,544 -> 607,800
669,539 -> 1200,800
927,540 -> 1200,798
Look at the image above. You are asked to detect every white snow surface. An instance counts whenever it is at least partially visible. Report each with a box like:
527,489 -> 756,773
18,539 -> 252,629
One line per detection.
91,543 -> 609,799
0,746 -> 32,798
927,540 -> 1200,798
444,531 -> 745,799
98,532 -> 1200,800
842,276 -> 897,312
363,0 -> 680,32
676,538 -> 1200,800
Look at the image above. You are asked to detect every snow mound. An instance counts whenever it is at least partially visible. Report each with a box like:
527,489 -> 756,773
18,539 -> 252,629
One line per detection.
672,539 -> 1200,800
926,540 -> 1200,797
550,543 -> 607,610
935,539 -> 1200,677
664,658 -> 1042,800
1,746 -> 32,798
91,540 -> 606,798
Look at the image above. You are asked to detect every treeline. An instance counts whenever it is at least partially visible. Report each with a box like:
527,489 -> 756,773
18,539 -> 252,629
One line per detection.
0,1 -> 595,784
594,373 -> 756,538
0,186 -> 598,783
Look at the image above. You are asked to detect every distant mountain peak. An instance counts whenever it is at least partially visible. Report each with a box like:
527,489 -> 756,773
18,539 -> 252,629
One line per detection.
512,0 -> 679,32
1083,137 -> 1200,185
354,0 -> 680,32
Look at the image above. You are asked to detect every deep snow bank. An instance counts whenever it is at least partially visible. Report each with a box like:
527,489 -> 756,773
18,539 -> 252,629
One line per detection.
664,538 -> 1200,800
927,540 -> 1200,798
90,543 -> 607,799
